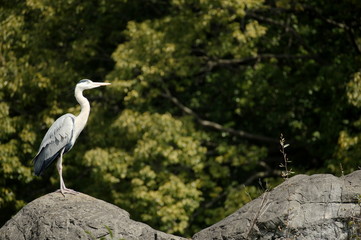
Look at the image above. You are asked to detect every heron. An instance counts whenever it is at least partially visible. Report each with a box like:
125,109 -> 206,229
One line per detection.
33,79 -> 111,195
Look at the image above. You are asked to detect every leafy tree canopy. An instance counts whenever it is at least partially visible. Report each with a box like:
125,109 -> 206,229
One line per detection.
1,0 -> 361,236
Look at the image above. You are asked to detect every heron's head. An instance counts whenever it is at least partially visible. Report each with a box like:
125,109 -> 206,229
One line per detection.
76,79 -> 111,90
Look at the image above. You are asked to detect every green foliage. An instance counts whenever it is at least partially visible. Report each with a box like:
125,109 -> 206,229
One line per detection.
82,110 -> 205,233
1,0 -> 361,237
334,71 -> 361,172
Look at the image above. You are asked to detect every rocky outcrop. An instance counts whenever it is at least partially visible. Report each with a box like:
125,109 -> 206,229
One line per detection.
192,170 -> 361,240
2,171 -> 361,240
0,192 -> 185,240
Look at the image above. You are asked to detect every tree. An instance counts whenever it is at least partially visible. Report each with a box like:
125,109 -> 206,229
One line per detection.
1,0 -> 361,237
107,0 -> 361,233
0,0 -> 169,227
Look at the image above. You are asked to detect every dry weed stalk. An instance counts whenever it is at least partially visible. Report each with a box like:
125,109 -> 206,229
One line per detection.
279,134 -> 294,180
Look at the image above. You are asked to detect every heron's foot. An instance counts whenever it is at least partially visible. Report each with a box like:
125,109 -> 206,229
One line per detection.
56,187 -> 79,196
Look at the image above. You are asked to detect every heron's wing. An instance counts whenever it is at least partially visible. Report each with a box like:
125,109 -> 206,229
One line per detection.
33,114 -> 75,176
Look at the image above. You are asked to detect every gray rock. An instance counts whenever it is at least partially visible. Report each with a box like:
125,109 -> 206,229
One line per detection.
192,170 -> 361,240
0,192 -> 186,240
3,171 -> 361,240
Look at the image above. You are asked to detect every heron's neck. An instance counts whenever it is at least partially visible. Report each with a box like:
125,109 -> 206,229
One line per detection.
74,88 -> 90,139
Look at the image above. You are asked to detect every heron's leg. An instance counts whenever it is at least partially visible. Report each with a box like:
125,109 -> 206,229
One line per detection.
55,149 -> 78,196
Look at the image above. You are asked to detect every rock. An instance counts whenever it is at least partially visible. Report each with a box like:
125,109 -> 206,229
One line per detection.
3,171 -> 361,240
0,192 -> 185,240
192,170 -> 361,240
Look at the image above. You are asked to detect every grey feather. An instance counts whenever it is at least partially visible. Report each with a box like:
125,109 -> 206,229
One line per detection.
33,114 -> 75,176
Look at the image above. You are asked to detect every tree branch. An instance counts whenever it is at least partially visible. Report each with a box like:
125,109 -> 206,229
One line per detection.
248,6 -> 361,55
161,87 -> 278,143
300,5 -> 361,54
206,53 -> 317,72
246,12 -> 314,53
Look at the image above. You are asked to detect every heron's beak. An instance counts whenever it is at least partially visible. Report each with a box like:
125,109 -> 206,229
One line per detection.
88,82 -> 110,89
92,82 -> 111,88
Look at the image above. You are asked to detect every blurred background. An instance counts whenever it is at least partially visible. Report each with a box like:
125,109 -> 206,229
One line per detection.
1,0 -> 361,237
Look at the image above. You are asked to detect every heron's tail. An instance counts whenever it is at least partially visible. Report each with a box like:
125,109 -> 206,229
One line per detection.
33,148 -> 61,176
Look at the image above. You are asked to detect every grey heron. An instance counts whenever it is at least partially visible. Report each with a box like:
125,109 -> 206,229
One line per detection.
33,79 -> 111,195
